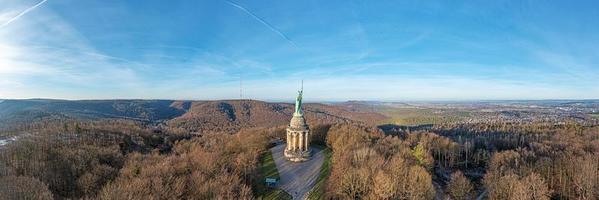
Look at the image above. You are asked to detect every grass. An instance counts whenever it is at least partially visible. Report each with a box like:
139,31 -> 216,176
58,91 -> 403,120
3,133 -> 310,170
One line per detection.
307,146 -> 332,200
260,189 -> 292,200
591,114 -> 599,119
255,150 -> 292,200
260,150 -> 280,180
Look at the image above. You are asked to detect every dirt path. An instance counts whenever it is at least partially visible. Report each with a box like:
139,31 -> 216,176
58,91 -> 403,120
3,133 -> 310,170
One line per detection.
271,144 -> 324,200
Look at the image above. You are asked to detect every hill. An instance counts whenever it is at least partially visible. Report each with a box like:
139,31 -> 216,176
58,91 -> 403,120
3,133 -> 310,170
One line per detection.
167,100 -> 387,133
0,99 -> 186,130
0,99 -> 387,132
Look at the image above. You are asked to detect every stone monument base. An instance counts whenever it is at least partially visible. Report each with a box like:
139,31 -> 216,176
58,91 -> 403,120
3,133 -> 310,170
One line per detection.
284,148 -> 311,162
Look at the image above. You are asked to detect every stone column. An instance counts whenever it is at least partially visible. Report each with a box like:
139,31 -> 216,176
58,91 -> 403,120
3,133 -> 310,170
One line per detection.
286,132 -> 291,150
298,132 -> 304,151
293,133 -> 297,150
289,132 -> 295,150
305,132 -> 309,150
303,133 -> 307,151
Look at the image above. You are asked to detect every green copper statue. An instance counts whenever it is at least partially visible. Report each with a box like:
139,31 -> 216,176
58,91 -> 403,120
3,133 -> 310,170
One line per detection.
295,89 -> 303,115
294,81 -> 303,115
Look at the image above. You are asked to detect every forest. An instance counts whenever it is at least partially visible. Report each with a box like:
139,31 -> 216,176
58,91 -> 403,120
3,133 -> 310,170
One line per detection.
1,116 -> 598,199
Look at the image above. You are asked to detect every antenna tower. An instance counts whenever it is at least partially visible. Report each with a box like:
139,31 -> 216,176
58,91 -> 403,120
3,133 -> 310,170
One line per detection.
239,75 -> 243,100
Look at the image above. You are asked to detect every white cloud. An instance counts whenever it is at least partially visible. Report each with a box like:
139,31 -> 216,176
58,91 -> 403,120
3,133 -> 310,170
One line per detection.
0,0 -> 47,29
0,1 -> 148,99
0,1 -> 596,100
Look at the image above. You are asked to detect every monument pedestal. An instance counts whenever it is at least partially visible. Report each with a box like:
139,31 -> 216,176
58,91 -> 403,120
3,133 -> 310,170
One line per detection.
284,147 -> 311,162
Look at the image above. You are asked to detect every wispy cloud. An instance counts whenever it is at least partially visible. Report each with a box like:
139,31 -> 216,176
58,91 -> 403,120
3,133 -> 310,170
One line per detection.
0,0 -> 47,29
1,1 -> 597,100
0,3 -> 149,99
224,0 -> 297,47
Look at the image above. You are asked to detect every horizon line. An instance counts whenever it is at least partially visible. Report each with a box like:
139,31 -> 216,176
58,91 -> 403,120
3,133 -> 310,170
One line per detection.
2,98 -> 599,103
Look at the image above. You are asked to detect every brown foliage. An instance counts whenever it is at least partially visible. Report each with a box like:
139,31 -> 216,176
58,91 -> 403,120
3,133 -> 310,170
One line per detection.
99,129 -> 269,199
1,133 -> 124,198
0,120 -> 191,199
432,122 -> 599,200
447,171 -> 473,200
324,123 -> 435,199
0,176 -> 53,200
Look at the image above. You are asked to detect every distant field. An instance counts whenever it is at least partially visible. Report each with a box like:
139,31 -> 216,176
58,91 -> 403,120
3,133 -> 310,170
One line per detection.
375,107 -> 470,126
591,114 -> 599,119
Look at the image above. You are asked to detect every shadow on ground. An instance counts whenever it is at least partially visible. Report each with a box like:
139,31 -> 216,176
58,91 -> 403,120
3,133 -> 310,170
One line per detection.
270,144 -> 324,200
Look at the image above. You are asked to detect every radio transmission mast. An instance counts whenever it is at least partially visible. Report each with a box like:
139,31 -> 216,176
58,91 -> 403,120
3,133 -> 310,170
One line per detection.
239,75 -> 243,100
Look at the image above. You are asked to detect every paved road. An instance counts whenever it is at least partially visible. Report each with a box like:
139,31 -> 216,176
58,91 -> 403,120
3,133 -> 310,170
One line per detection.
271,144 -> 324,200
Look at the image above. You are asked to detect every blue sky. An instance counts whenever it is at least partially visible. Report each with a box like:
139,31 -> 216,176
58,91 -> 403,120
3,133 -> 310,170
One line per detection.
1,0 -> 598,101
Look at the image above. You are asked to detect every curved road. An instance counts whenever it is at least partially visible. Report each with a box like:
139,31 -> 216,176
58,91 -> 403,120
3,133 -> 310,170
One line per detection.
271,144 -> 324,200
